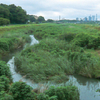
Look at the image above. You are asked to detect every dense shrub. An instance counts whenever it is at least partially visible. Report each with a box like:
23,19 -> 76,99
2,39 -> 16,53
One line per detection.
0,75 -> 10,91
0,18 -> 10,26
32,38 -> 81,56
0,38 -> 12,51
0,91 -> 13,100
0,61 -> 12,81
37,93 -> 50,100
59,33 -> 76,42
73,33 -> 100,49
45,86 -> 79,100
65,50 -> 100,78
10,82 -> 36,100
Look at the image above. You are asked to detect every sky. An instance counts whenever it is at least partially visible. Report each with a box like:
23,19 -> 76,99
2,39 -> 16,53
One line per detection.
0,0 -> 100,20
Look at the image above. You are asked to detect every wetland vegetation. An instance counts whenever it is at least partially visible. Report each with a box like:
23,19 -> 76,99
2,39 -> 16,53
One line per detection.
1,23 -> 100,99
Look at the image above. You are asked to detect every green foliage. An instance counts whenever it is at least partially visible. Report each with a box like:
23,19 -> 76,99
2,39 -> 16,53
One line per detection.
10,82 -> 36,100
12,23 -> 100,82
45,86 -> 79,100
73,33 -> 100,49
59,33 -> 76,42
0,61 -> 12,81
37,93 -> 50,100
37,93 -> 58,100
0,91 -> 14,100
49,96 -> 58,100
0,18 -> 10,26
47,19 -> 54,23
28,15 -> 36,22
9,4 -> 28,24
37,86 -> 79,100
21,47 -> 32,56
37,16 -> 45,23
0,4 -> 10,19
0,3 -> 28,24
0,75 -> 10,91
0,38 -> 13,51
96,89 -> 100,92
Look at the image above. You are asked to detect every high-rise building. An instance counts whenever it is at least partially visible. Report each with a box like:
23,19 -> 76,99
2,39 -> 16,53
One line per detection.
96,14 -> 97,21
84,17 -> 87,21
76,17 -> 79,21
89,16 -> 92,21
92,16 -> 95,21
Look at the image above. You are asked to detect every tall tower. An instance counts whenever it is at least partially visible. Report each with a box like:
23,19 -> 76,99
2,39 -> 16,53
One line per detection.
59,16 -> 61,20
89,15 -> 92,21
92,16 -> 95,21
96,14 -> 97,21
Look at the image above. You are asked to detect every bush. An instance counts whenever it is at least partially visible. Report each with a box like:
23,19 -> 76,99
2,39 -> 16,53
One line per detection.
10,82 -> 36,100
73,33 -> 100,49
45,86 -> 79,100
0,61 -> 12,81
0,18 -> 10,26
0,38 -> 10,51
37,93 -> 49,100
0,91 -> 13,100
59,33 -> 76,42
37,93 -> 58,100
0,75 -> 10,91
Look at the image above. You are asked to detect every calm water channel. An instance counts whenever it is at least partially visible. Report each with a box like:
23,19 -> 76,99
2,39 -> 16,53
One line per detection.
2,35 -> 100,100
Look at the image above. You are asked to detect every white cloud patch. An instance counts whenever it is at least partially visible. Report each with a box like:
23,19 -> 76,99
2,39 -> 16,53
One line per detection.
0,0 -> 100,20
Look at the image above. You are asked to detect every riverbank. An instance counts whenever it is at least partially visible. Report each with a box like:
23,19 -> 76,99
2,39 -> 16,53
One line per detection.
1,23 -> 100,100
0,24 -> 33,59
14,23 -> 100,83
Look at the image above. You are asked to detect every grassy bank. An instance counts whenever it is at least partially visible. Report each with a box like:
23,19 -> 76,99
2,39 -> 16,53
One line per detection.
0,23 -> 81,100
13,23 -> 100,83
0,24 -> 36,59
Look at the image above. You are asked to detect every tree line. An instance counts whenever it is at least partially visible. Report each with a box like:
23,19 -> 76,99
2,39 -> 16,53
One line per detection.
0,3 -> 46,25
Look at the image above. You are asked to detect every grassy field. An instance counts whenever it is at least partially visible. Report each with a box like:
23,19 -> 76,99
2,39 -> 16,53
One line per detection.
0,24 -> 34,59
8,23 -> 100,83
1,23 -> 100,99
1,23 -> 100,82
0,23 -> 81,100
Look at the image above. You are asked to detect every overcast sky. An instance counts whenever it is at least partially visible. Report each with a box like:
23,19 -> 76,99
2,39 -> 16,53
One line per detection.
0,0 -> 100,20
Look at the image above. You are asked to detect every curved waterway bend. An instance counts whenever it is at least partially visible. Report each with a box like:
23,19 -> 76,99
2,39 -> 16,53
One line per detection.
7,35 -> 39,88
7,35 -> 100,100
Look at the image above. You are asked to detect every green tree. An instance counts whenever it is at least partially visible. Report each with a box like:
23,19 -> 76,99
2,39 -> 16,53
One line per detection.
47,19 -> 54,23
9,4 -> 27,24
0,5 -> 10,19
10,82 -> 36,100
16,6 -> 28,24
28,15 -> 36,22
8,4 -> 18,23
37,16 -> 45,23
0,18 -> 10,26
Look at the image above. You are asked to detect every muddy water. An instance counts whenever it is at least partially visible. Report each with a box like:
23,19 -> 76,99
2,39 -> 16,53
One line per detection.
5,35 -> 100,100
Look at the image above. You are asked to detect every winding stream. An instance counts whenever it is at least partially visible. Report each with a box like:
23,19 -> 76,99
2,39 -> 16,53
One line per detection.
6,35 -> 100,100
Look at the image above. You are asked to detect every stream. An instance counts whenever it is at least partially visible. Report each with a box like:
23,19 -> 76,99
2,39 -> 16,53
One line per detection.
5,35 -> 100,100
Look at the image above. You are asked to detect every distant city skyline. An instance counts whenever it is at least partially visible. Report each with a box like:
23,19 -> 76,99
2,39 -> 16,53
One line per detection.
0,0 -> 100,20
76,14 -> 98,21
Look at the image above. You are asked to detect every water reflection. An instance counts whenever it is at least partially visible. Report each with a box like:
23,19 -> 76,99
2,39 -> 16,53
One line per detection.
66,75 -> 100,100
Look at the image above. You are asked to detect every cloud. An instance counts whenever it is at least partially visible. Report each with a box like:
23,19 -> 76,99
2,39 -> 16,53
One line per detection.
0,0 -> 100,20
